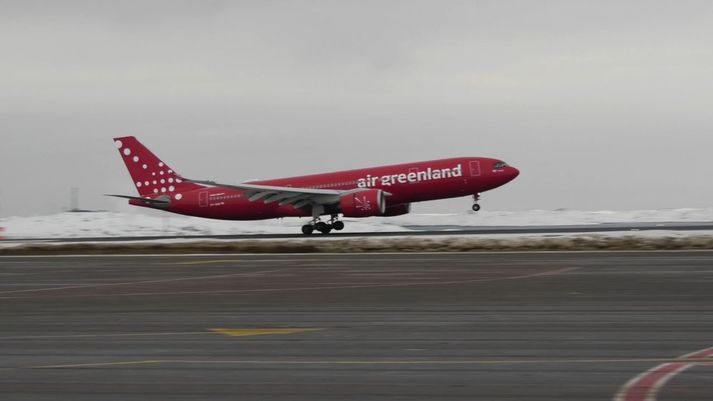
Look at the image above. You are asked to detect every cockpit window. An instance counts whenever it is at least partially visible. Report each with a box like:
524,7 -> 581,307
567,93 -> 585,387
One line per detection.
493,162 -> 509,169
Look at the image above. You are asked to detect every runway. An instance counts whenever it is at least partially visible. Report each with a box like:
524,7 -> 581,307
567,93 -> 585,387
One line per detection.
5,221 -> 713,243
1,252 -> 712,400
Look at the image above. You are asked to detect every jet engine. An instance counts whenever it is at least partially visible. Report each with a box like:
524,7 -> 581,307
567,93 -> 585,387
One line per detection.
383,203 -> 411,217
340,189 -> 386,217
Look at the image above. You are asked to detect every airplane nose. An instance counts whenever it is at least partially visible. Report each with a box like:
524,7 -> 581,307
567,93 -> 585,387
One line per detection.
509,167 -> 520,181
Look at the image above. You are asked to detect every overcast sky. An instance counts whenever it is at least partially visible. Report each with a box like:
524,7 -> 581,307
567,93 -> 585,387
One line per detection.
1,0 -> 712,217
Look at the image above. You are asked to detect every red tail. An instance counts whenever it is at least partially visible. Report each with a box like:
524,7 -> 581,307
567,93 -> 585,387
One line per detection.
113,136 -> 203,198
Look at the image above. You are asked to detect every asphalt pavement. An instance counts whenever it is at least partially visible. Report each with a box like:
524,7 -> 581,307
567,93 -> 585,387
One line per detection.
1,251 -> 712,400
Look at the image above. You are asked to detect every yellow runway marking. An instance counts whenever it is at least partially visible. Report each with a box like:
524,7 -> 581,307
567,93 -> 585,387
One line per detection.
159,357 -> 713,366
0,331 -> 209,340
210,328 -> 321,337
30,357 -> 713,368
32,360 -> 161,369
172,258 -> 354,266
6,356 -> 713,372
176,260 -> 243,266
0,327 -> 319,341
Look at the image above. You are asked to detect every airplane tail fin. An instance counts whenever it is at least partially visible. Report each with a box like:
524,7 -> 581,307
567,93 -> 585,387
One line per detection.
113,136 -> 204,198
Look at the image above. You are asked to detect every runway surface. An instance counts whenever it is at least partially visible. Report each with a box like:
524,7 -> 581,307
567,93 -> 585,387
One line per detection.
5,221 -> 713,243
1,251 -> 712,400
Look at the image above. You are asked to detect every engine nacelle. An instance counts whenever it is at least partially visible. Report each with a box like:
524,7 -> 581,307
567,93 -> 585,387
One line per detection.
340,189 -> 386,217
383,203 -> 411,217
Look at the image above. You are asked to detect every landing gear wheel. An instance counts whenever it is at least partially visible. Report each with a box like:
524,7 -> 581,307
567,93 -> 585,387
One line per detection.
301,224 -> 314,235
472,203 -> 481,212
315,221 -> 332,234
332,221 -> 345,231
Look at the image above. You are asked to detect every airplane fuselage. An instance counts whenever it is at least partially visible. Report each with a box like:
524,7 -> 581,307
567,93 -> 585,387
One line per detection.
131,157 -> 519,220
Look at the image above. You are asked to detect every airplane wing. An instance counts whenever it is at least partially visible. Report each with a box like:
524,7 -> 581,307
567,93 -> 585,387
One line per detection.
186,179 -> 364,209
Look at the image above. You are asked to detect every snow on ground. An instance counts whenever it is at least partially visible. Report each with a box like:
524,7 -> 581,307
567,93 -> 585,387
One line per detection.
0,208 -> 712,239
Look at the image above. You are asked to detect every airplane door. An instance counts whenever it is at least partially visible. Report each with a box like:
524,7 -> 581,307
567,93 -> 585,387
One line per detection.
469,161 -> 481,177
199,191 -> 209,207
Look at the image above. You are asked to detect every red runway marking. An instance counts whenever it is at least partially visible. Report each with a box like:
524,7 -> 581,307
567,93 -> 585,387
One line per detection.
614,346 -> 713,401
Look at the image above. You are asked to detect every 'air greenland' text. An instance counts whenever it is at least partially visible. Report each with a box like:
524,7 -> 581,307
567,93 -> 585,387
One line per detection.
357,164 -> 462,188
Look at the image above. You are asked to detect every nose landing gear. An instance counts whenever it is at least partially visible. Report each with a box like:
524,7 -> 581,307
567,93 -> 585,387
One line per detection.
472,193 -> 481,212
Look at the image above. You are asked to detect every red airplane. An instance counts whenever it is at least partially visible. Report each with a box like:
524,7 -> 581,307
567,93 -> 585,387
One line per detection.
110,136 -> 519,234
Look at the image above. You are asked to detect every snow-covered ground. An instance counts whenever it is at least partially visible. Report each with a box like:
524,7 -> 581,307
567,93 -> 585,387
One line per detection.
1,208 -> 712,239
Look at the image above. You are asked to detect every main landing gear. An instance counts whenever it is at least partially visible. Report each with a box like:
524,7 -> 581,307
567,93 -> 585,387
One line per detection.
472,193 -> 481,212
301,215 -> 345,235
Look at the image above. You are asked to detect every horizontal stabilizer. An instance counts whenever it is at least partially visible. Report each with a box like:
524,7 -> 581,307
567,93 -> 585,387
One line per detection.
105,194 -> 171,206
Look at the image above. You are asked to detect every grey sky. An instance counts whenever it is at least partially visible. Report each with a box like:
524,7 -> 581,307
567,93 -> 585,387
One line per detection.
1,0 -> 712,217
